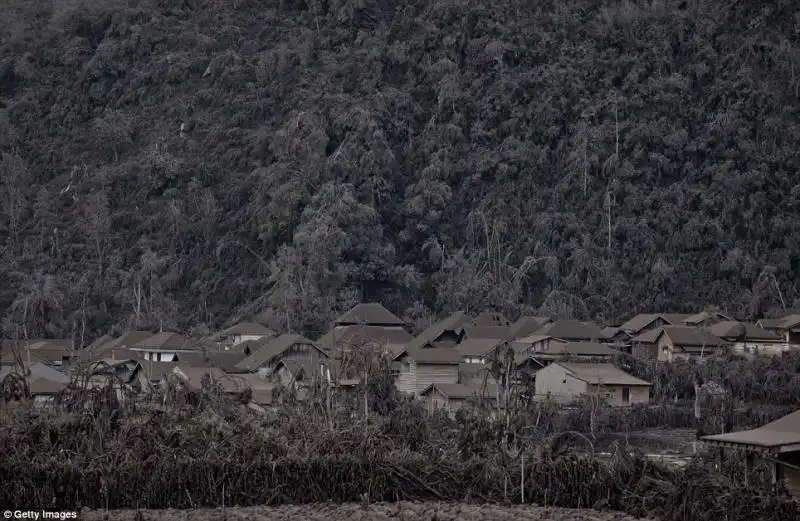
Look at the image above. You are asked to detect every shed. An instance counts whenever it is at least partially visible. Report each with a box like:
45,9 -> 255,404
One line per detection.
419,382 -> 499,417
702,409 -> 800,495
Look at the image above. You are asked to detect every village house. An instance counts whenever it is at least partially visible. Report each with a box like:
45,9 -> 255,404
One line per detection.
702,408 -> 800,496
525,341 -> 622,364
393,347 -> 461,395
235,334 -> 326,375
1,340 -> 72,367
419,381 -> 499,418
0,362 -> 71,406
757,314 -> 800,346
645,326 -> 730,362
335,302 -> 407,328
534,320 -> 605,343
707,321 -> 786,356
681,311 -> 732,327
405,311 -> 470,349
534,362 -> 651,406
128,332 -> 200,362
317,303 -> 411,356
84,358 -> 150,401
468,311 -> 512,328
217,322 -> 276,348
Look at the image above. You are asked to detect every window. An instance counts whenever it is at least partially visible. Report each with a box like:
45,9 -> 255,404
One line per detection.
621,387 -> 630,405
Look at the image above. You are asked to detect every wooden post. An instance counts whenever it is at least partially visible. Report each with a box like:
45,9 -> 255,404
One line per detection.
744,452 -> 753,486
717,447 -> 725,472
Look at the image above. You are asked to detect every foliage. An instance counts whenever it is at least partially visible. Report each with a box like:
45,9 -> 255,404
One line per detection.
1,0 -> 799,341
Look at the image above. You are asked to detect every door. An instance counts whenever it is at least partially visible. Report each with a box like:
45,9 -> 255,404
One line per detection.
621,387 -> 630,405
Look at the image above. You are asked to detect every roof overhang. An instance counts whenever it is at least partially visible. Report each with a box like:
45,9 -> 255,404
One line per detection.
702,439 -> 800,454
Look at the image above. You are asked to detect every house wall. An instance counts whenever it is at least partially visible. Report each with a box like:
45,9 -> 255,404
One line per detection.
530,338 -> 567,353
140,351 -> 178,362
603,385 -> 650,406
656,335 -> 674,362
415,363 -> 459,394
632,343 -> 658,360
232,334 -> 270,346
395,357 -> 416,395
534,364 -> 588,403
730,341 -> 787,357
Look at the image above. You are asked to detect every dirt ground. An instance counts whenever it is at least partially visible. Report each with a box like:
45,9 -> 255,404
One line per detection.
81,502 -> 650,521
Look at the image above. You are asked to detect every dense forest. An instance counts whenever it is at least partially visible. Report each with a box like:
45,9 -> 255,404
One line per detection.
0,0 -> 799,340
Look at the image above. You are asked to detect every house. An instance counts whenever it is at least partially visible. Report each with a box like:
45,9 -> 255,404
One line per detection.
468,311 -> 512,328
128,332 -> 200,362
235,334 -> 326,374
1,339 -> 75,367
528,341 -> 621,363
457,338 -> 507,364
218,322 -> 276,348
534,320 -> 604,342
334,303 -> 406,328
509,316 -> 552,340
318,325 -> 412,358
707,321 -> 786,356
534,362 -> 650,406
0,362 -> 71,406
681,311 -> 732,327
649,326 -> 730,362
139,360 -> 181,385
419,382 -> 500,417
757,314 -> 800,346
406,311 -> 470,349
702,409 -> 800,496
85,358 -> 150,398
618,314 -> 672,336
272,358 -> 324,388
393,347 -> 461,395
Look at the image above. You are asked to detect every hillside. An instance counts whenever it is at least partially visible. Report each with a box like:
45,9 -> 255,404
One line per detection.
0,0 -> 799,339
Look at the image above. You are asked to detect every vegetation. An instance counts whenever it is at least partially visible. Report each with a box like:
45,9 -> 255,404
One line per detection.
0,0 -> 799,341
1,354 -> 798,520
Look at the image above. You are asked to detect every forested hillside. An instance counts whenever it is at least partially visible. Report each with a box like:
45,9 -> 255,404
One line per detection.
0,0 -> 799,340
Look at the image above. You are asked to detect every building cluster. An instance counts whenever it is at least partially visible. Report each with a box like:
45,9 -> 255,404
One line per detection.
1,305 -> 798,413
